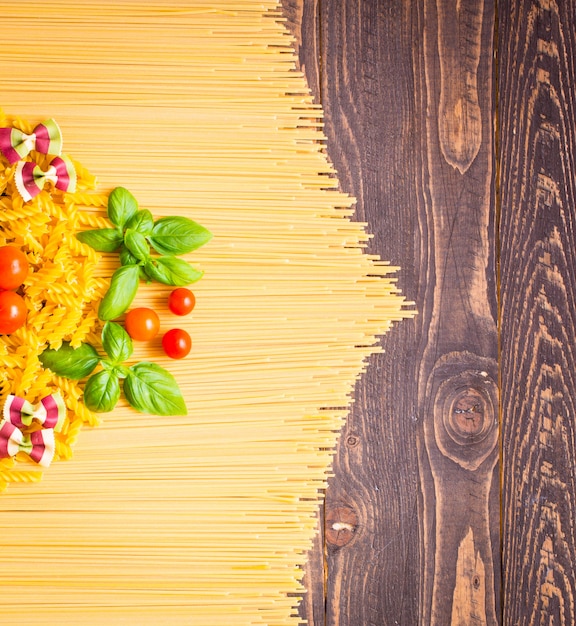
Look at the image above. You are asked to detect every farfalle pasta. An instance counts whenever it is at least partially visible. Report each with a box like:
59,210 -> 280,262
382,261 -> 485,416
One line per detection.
0,111 -> 108,490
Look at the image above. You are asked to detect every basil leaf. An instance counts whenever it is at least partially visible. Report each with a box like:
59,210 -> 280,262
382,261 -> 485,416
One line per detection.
39,341 -> 100,380
98,264 -> 140,321
107,187 -> 138,228
124,362 -> 187,416
83,370 -> 121,413
114,364 -> 131,379
124,228 -> 150,262
101,321 -> 133,364
149,216 -> 212,255
76,228 -> 124,253
144,256 -> 203,286
120,245 -> 150,281
119,245 -> 139,267
126,209 -> 154,235
101,362 -> 131,379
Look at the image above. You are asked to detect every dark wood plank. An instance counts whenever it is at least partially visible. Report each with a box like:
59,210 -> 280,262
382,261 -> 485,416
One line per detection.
498,0 -> 576,623
285,0 -> 500,623
413,0 -> 500,623
316,3 -> 423,624
283,1 -> 422,623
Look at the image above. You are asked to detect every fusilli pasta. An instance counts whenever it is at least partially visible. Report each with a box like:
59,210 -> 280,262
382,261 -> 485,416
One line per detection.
0,111 -> 109,490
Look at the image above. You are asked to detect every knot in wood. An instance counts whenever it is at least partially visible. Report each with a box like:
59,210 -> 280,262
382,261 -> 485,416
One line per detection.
449,387 -> 487,441
426,353 -> 499,471
325,505 -> 358,548
346,433 -> 360,448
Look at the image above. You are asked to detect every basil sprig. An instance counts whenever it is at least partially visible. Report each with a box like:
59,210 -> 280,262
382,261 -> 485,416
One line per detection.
124,362 -> 187,416
39,322 -> 187,416
102,319 -> 134,363
75,228 -> 124,253
84,370 -> 121,413
144,256 -> 203,286
126,208 -> 154,235
108,186 -> 139,228
76,187 -> 212,320
149,216 -> 212,255
38,341 -> 100,380
98,264 -> 140,321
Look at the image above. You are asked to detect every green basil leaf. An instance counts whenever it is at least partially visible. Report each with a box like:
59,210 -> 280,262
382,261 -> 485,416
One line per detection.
144,256 -> 203,286
119,245 -> 150,281
119,245 -> 138,266
83,370 -> 121,413
101,321 -> 133,364
126,209 -> 154,235
100,362 -> 131,379
76,228 -> 124,253
98,264 -> 140,321
39,341 -> 100,380
149,216 -> 212,255
124,228 -> 150,262
114,364 -> 131,379
124,362 -> 187,416
100,360 -> 115,372
120,246 -> 152,283
107,187 -> 138,229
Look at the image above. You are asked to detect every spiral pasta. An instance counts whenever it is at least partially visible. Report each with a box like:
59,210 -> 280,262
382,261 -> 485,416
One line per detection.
0,111 -> 108,490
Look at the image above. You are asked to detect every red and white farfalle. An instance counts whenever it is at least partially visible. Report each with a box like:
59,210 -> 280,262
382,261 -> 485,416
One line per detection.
0,118 -> 62,164
0,393 -> 66,468
14,155 -> 77,202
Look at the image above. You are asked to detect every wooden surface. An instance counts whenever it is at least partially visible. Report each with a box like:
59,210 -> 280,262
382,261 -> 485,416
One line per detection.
499,0 -> 576,623
283,0 -> 576,624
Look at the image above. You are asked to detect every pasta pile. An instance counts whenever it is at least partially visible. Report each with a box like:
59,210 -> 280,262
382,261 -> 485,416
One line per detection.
0,112 -> 108,489
0,2 -> 415,625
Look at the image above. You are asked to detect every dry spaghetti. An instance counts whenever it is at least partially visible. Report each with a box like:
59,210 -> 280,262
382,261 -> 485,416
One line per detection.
0,2 -> 414,625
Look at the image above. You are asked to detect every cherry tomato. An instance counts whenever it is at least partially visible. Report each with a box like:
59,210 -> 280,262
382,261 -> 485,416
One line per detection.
124,307 -> 160,341
0,246 -> 29,291
0,290 -> 27,334
168,288 -> 196,316
162,328 -> 191,359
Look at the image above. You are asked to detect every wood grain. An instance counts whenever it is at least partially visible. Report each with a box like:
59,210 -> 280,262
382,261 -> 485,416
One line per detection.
499,0 -> 576,623
318,2 -> 424,624
416,1 -> 500,623
285,0 -> 500,623
283,0 -> 576,622
284,1 -> 422,623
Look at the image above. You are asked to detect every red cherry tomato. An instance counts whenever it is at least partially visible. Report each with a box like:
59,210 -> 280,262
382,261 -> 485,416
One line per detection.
162,328 -> 191,359
0,290 -> 27,334
124,307 -> 160,341
0,246 -> 29,291
168,288 -> 196,316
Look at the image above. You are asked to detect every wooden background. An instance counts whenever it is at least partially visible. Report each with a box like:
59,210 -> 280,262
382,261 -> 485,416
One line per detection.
282,0 -> 576,624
